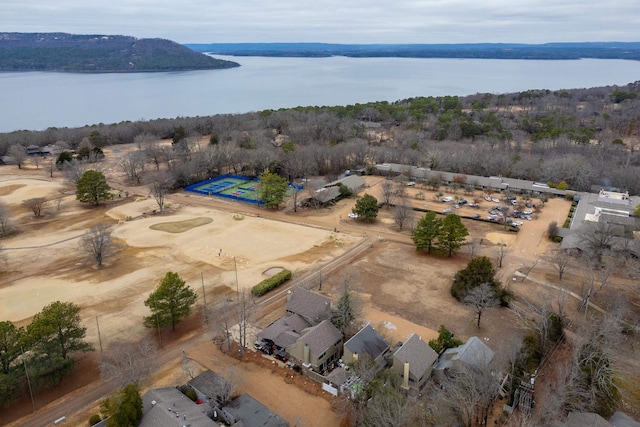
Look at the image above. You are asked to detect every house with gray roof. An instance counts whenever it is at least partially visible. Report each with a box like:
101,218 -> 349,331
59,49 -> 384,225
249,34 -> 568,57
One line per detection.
257,314 -> 311,349
140,387 -> 216,427
222,393 -> 289,427
342,324 -> 390,370
285,288 -> 331,326
390,333 -> 439,393
325,175 -> 366,194
288,319 -> 343,373
434,336 -> 495,378
187,369 -> 230,406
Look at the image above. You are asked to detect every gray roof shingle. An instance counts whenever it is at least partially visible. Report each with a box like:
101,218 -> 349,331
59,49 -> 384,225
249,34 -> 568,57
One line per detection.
344,324 -> 389,362
285,288 -> 331,324
298,320 -> 343,355
393,333 -> 438,379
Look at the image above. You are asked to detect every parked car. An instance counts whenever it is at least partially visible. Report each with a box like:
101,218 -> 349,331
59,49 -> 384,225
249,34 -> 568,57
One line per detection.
459,199 -> 468,205
484,196 -> 492,201
511,200 -> 518,206
491,198 -> 500,203
525,215 -> 533,221
274,349 -> 288,362
523,209 -> 533,215
453,204 -> 460,209
348,213 -> 358,219
407,181 -> 416,186
513,221 -> 523,226
442,196 -> 454,202
472,213 -> 481,219
442,208 -> 452,214
469,202 -> 479,208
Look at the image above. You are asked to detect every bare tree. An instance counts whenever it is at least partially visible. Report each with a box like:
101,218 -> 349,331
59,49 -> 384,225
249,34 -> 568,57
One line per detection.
495,241 -> 509,268
0,245 -> 7,267
101,337 -> 158,385
148,170 -> 175,213
8,145 -> 26,169
545,248 -> 571,282
463,283 -> 500,329
0,202 -> 14,237
120,151 -> 146,183
23,197 -> 47,218
520,259 -> 538,282
577,221 -> 616,264
380,181 -> 397,207
62,159 -> 90,185
393,197 -> 411,230
467,238 -> 481,259
80,223 -> 118,267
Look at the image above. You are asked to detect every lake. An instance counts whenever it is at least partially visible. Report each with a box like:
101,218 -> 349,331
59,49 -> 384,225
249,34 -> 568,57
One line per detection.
1,56 -> 639,132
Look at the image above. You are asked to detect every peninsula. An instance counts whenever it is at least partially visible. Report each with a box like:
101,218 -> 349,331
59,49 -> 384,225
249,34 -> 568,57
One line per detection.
0,33 -> 239,72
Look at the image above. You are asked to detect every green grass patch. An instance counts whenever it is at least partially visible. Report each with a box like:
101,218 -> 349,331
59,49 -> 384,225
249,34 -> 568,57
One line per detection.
149,217 -> 213,233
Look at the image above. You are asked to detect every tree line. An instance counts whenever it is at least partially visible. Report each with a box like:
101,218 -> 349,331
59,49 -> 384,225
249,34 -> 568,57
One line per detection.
3,81 -> 640,194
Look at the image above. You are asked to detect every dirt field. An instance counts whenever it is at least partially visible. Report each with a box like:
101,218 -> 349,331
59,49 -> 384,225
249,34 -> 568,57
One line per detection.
1,148 -> 607,426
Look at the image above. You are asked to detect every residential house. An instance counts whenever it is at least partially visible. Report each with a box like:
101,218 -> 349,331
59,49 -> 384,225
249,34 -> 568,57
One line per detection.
342,324 -> 390,370
187,369 -> 229,406
221,393 -> 289,427
140,387 -> 216,427
434,336 -> 495,378
390,333 -> 439,394
285,288 -> 331,326
287,319 -> 343,373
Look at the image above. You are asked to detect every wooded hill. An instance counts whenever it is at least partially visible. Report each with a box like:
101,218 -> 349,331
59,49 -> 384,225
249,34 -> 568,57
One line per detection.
0,33 -> 239,72
2,81 -> 640,195
185,42 -> 640,60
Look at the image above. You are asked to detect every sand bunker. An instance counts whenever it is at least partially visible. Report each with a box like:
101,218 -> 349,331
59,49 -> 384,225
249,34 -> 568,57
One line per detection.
263,267 -> 285,276
149,217 -> 213,233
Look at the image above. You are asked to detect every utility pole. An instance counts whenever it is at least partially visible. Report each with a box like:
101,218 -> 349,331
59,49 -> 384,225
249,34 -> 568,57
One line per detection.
21,346 -> 36,412
153,294 -> 162,346
201,272 -> 208,324
234,256 -> 239,298
96,316 -> 104,362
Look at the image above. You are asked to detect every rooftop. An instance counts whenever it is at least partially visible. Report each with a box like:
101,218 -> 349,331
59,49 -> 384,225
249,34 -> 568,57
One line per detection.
285,288 -> 331,325
344,324 -> 390,363
223,393 -> 289,427
436,336 -> 495,371
393,333 -> 438,379
140,387 -> 216,427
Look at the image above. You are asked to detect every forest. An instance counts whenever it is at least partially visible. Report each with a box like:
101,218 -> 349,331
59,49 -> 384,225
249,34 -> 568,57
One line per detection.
2,80 -> 640,194
0,33 -> 239,72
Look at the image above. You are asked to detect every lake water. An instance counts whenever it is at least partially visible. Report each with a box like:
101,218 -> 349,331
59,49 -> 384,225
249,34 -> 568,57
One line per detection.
1,56 -> 639,132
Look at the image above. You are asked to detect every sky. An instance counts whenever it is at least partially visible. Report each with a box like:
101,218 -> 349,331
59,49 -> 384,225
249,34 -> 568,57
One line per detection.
3,0 -> 640,44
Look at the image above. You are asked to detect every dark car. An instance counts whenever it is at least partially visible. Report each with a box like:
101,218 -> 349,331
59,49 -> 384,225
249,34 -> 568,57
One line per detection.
459,199 -> 468,205
274,349 -> 288,362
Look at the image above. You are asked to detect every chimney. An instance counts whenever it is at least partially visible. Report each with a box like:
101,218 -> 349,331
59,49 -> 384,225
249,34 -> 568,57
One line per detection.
403,362 -> 410,389
353,352 -> 358,362
304,343 -> 310,364
287,290 -> 293,301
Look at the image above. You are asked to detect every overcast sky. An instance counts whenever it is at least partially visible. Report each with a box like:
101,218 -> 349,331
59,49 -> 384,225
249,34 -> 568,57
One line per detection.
3,0 -> 639,44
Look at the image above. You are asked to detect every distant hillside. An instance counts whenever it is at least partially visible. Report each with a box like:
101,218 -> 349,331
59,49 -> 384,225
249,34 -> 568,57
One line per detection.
0,33 -> 240,72
185,42 -> 640,61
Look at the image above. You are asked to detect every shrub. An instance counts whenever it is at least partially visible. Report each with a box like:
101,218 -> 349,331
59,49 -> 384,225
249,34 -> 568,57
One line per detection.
553,236 -> 563,243
184,388 -> 197,402
563,219 -> 571,228
251,269 -> 292,296
89,414 -> 102,426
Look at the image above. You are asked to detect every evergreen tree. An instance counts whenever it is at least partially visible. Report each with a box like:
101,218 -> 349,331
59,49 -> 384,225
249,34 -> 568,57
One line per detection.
76,170 -> 111,205
144,272 -> 197,331
437,214 -> 468,257
412,211 -> 442,253
100,383 -> 143,427
352,193 -> 379,221
258,169 -> 288,208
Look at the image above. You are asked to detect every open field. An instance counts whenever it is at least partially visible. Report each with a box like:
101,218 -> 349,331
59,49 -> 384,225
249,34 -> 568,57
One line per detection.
2,149 -> 638,425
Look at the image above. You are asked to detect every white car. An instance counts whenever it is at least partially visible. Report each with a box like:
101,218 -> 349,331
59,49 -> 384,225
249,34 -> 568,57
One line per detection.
407,181 -> 416,186
348,213 -> 358,219
491,198 -> 500,203
523,209 -> 533,215
442,196 -> 454,202
512,221 -> 523,226
442,208 -> 452,214
484,196 -> 492,201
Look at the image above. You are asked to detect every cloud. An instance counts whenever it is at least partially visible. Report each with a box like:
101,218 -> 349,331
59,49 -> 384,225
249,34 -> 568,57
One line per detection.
3,0 -> 639,43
